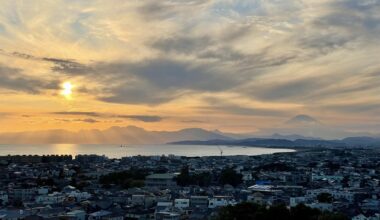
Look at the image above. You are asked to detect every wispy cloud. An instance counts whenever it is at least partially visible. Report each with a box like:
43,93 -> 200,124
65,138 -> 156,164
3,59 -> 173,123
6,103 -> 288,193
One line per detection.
0,65 -> 59,93
117,115 -> 163,122
51,111 -> 163,122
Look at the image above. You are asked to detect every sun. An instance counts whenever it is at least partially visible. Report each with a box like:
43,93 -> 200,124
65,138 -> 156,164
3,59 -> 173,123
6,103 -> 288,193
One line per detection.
61,82 -> 73,99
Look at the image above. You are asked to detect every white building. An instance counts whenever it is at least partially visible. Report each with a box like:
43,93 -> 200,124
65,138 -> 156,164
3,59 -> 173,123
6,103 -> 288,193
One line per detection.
208,196 -> 235,209
68,191 -> 91,201
290,197 -> 307,207
66,210 -> 86,220
352,213 -> 380,220
0,191 -> 8,205
37,187 -> 49,195
306,202 -> 333,212
242,171 -> 253,181
35,192 -> 65,205
88,210 -> 112,220
174,199 -> 189,208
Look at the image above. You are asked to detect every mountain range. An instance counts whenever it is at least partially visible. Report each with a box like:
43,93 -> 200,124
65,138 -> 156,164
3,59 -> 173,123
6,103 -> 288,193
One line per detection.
170,136 -> 380,148
0,115 -> 379,146
0,126 -> 231,144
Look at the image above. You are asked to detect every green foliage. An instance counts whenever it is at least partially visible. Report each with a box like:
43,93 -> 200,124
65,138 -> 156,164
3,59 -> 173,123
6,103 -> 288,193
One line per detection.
324,161 -> 340,171
220,167 -> 243,187
254,162 -> 295,172
36,177 -> 55,186
215,202 -> 266,220
214,203 -> 349,220
317,193 -> 333,203
176,166 -> 212,187
319,213 -> 349,220
99,169 -> 150,189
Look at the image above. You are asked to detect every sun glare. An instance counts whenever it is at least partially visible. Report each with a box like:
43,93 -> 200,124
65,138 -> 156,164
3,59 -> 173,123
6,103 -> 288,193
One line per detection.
61,82 -> 73,99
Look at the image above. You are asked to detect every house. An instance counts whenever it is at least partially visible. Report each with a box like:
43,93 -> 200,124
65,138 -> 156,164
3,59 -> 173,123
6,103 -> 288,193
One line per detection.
360,199 -> 380,212
125,206 -> 155,220
174,199 -> 189,208
289,196 -> 307,207
131,194 -> 156,208
35,192 -> 65,205
241,171 -> 253,182
155,207 -> 182,220
88,210 -> 112,220
208,196 -> 235,209
0,209 -> 32,220
66,210 -> 86,220
352,213 -> 380,220
10,188 -> 36,201
190,196 -> 208,208
247,192 -> 265,205
0,191 -> 8,205
306,202 -> 333,212
145,173 -> 177,189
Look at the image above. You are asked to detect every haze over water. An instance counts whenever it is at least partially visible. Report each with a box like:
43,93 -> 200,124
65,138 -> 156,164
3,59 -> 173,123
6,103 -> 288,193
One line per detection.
0,144 -> 295,159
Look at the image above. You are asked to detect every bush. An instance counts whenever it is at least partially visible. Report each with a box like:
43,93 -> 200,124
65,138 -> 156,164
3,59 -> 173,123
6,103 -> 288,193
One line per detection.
99,169 -> 150,189
214,203 -> 349,220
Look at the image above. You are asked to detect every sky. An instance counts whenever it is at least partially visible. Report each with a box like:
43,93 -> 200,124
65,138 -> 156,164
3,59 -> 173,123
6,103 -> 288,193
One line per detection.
0,0 -> 380,137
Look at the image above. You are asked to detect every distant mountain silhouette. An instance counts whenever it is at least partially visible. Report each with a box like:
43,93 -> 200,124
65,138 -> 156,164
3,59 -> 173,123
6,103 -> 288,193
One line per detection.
170,136 -> 380,148
286,114 -> 319,124
257,114 -> 373,140
265,133 -> 321,141
0,126 -> 231,144
1,123 -> 379,146
341,136 -> 380,146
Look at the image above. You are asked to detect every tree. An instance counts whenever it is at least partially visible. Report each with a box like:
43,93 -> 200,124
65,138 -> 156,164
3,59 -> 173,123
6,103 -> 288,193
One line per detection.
341,176 -> 350,188
176,166 -> 191,186
266,204 -> 291,220
99,169 -> 149,189
317,193 -> 333,203
176,166 -> 212,187
290,204 -> 322,220
215,202 -> 265,220
215,203 -> 348,220
219,167 -> 243,187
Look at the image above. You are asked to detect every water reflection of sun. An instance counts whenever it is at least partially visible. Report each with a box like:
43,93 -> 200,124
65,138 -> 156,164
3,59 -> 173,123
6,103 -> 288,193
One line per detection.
52,144 -> 77,156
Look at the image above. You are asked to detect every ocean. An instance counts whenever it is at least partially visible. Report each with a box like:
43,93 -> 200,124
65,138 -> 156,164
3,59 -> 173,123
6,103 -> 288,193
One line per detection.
0,144 -> 295,158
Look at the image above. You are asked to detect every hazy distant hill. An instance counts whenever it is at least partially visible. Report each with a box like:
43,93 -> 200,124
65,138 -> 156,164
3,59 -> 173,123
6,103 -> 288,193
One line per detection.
170,136 -> 380,148
264,133 -> 321,141
0,126 -> 231,144
1,123 -> 379,147
286,114 -> 320,124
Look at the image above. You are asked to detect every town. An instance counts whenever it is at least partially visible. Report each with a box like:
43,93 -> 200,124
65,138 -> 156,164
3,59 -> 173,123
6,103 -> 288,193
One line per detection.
0,148 -> 379,220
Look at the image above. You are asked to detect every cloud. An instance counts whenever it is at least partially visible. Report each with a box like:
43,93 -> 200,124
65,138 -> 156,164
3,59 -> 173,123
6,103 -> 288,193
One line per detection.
49,58 -> 241,105
138,0 -> 213,20
55,118 -> 100,123
181,120 -> 206,123
3,50 -> 89,75
0,65 -> 59,94
44,57 -> 88,74
76,118 -> 99,123
151,35 -> 213,55
199,97 -> 288,117
242,77 -> 327,102
320,102 -> 380,114
51,111 -> 163,122
52,111 -> 101,117
0,112 -> 11,118
117,115 -> 163,122
1,0 -> 380,137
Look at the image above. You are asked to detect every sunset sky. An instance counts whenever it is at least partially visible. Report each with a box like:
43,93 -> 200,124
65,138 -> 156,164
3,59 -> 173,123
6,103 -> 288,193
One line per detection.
0,0 -> 380,136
